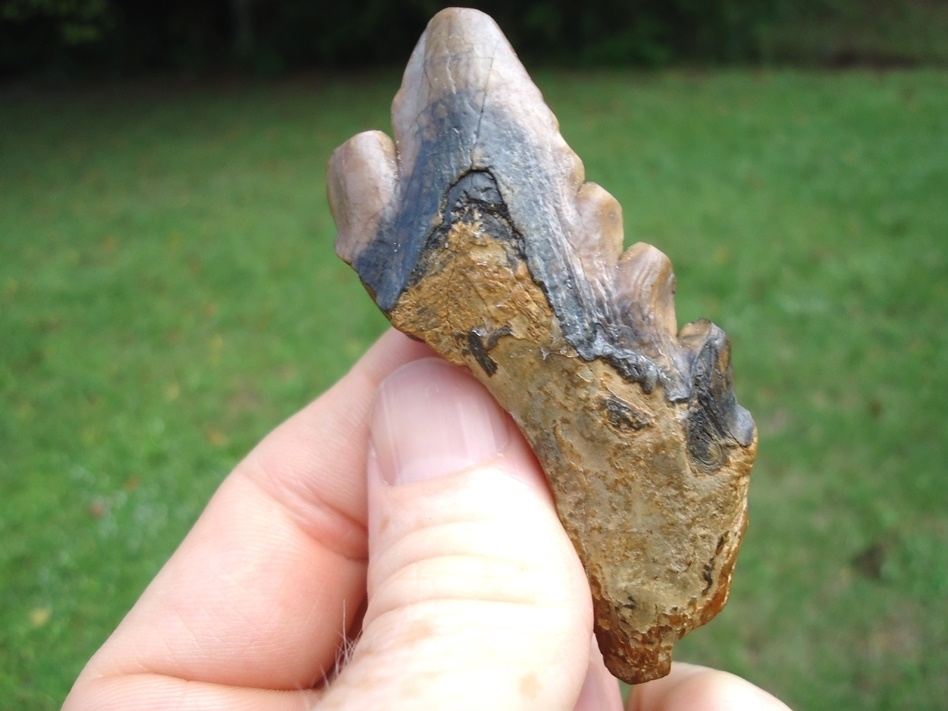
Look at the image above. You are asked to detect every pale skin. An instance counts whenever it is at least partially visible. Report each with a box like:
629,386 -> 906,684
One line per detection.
64,329 -> 791,711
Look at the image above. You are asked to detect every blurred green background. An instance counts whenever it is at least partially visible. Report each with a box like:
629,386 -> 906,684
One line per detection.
2,2 -> 947,710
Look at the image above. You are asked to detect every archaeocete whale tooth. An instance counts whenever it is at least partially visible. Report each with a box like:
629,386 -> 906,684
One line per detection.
327,7 -> 757,684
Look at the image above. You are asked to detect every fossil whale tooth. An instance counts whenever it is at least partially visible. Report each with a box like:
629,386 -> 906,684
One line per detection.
327,7 -> 757,684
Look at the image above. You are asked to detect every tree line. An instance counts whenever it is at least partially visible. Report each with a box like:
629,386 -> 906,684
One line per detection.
0,0 -> 930,79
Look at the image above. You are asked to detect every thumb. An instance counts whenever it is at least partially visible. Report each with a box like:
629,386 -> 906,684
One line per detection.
323,358 -> 603,710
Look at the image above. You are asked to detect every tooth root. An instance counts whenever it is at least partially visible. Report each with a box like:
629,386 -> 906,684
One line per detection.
615,242 -> 678,339
327,130 -> 397,265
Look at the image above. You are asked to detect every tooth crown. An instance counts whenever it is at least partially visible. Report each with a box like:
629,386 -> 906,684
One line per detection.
328,7 -> 757,684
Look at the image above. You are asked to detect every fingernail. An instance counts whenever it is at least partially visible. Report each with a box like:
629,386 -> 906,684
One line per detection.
370,358 -> 510,485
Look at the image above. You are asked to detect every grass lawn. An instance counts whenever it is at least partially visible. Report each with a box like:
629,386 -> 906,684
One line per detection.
2,68 -> 946,709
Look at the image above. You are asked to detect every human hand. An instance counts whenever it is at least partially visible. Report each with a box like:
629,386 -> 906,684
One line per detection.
64,329 -> 790,710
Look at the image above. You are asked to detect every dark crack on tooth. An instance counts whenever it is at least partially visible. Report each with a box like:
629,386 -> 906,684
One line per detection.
465,329 -> 498,376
